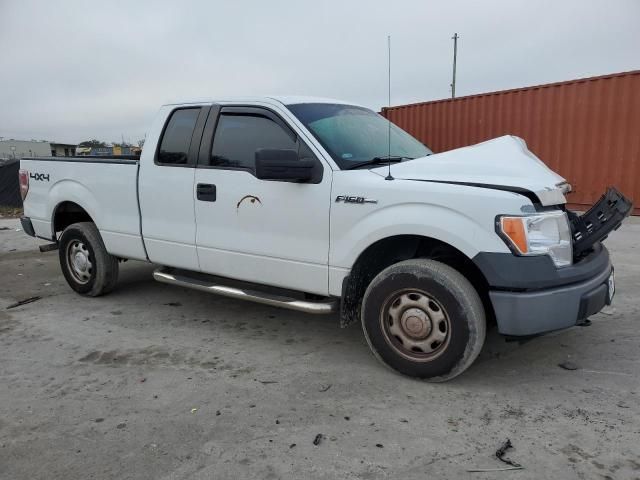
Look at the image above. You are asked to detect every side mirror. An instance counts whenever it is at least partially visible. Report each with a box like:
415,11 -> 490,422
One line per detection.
255,149 -> 314,182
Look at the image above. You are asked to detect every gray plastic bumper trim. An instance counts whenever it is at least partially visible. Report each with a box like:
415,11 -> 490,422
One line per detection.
490,260 -> 612,336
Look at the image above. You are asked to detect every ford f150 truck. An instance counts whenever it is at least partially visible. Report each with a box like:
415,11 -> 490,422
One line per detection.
19,97 -> 632,381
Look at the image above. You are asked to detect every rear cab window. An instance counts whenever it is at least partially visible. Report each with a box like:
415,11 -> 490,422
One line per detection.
156,108 -> 201,166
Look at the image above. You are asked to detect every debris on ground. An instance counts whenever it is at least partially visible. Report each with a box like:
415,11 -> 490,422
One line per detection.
0,227 -> 10,231
258,380 -> 278,385
467,439 -> 524,472
558,360 -> 580,371
116,423 -> 126,429
495,439 -> 522,468
375,443 -> 384,448
164,302 -> 182,307
190,408 -> 198,414
94,418 -> 105,423
289,443 -> 296,449
467,466 -> 524,472
319,384 -> 332,392
6,296 -> 41,309
344,416 -> 350,421
312,434 -> 324,446
139,378 -> 146,383
216,410 -> 221,416
582,369 -> 632,376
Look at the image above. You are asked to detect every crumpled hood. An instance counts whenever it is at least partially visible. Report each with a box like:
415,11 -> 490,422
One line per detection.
373,135 -> 569,206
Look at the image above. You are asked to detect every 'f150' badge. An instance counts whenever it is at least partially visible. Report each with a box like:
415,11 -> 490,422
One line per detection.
335,195 -> 377,204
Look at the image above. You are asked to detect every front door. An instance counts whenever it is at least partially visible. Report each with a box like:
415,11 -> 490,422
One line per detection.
194,105 -> 332,295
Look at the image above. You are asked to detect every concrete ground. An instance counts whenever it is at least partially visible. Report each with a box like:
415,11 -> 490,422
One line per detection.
1,218 -> 639,480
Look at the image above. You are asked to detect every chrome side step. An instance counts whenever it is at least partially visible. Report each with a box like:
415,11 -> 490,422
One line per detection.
153,267 -> 338,314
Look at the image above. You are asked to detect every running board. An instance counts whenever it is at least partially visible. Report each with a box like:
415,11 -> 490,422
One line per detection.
153,267 -> 337,314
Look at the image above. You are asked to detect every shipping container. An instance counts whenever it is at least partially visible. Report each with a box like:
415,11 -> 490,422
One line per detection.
382,70 -> 640,214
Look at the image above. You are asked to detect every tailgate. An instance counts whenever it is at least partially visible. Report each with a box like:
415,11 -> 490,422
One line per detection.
569,187 -> 633,259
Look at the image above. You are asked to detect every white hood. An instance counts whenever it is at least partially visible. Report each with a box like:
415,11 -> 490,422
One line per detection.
374,136 -> 569,206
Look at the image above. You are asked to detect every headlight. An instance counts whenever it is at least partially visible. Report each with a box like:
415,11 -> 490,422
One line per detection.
497,211 -> 572,267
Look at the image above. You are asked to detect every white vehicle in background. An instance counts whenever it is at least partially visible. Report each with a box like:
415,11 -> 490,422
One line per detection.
19,97 -> 632,381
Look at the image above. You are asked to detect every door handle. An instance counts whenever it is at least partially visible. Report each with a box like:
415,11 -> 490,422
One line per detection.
197,183 -> 216,202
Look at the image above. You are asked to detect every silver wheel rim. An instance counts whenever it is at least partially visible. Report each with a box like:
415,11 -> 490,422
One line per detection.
380,289 -> 451,362
66,240 -> 92,284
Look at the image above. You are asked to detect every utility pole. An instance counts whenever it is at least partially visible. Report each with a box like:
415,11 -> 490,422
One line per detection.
451,33 -> 459,98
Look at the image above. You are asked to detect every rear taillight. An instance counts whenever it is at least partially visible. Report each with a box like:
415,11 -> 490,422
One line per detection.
19,169 -> 29,201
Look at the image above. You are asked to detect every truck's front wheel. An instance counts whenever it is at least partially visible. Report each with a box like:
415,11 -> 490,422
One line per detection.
58,222 -> 119,297
361,259 -> 485,381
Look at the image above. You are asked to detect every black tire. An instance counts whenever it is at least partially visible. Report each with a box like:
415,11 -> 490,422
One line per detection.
58,222 -> 119,297
361,259 -> 485,381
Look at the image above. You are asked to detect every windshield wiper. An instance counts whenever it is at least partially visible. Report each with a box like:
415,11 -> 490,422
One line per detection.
345,156 -> 413,170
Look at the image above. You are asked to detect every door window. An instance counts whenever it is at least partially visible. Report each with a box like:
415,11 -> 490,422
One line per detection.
209,114 -> 297,170
157,108 -> 200,165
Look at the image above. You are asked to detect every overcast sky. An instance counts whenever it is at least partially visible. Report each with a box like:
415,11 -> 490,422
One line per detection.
1,0 -> 638,144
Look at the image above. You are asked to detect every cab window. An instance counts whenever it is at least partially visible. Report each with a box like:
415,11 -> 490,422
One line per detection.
157,108 -> 200,165
209,114 -> 297,170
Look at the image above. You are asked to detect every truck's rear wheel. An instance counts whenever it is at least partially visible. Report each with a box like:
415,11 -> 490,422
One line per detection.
58,222 -> 119,297
361,259 -> 485,381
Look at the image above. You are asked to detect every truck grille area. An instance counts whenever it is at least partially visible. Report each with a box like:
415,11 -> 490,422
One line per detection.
569,187 -> 633,261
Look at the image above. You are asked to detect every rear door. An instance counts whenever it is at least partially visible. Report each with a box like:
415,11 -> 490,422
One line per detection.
139,105 -> 209,270
193,104 -> 332,295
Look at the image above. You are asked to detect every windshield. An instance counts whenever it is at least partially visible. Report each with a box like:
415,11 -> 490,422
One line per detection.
287,103 -> 432,169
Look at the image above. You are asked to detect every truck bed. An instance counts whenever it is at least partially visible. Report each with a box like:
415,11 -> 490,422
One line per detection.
20,156 -> 146,261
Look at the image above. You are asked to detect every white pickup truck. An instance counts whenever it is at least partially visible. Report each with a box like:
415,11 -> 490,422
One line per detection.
19,97 -> 632,381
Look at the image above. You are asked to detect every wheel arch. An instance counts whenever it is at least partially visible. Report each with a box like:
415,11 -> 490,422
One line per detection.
339,234 -> 493,328
51,200 -> 96,239
47,179 -> 101,240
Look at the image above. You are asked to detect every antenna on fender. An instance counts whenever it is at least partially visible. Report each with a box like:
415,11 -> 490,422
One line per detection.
385,35 -> 394,181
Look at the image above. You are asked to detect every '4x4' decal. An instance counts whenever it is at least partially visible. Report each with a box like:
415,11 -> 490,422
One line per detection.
30,173 -> 50,182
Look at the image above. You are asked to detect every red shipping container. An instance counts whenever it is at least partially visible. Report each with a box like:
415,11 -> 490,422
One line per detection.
382,70 -> 640,214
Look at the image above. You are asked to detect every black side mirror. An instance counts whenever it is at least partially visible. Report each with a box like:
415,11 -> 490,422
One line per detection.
255,149 -> 314,182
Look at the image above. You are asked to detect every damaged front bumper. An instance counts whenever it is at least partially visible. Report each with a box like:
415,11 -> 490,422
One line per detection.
489,254 -> 613,336
478,245 -> 614,336
475,187 -> 632,337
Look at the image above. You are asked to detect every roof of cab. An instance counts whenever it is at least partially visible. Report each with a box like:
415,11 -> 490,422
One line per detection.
163,95 -> 367,108
267,95 -> 363,106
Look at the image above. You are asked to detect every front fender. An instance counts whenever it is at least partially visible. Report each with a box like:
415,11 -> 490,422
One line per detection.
330,202 -> 510,269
